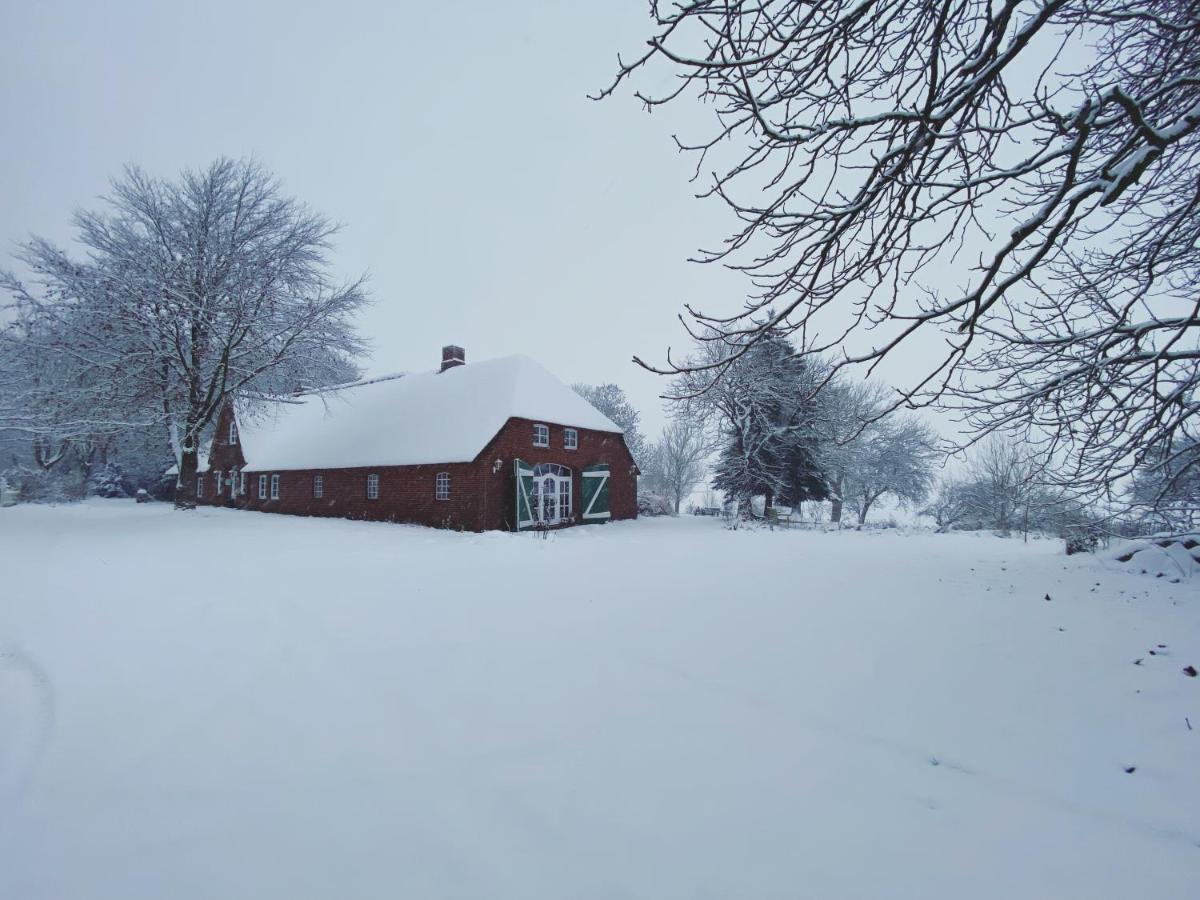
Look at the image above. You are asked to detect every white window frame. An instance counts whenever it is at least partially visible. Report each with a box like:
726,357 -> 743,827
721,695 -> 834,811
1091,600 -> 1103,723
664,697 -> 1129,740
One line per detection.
270,474 -> 280,500
367,473 -> 379,500
533,423 -> 549,447
258,474 -> 268,500
215,470 -> 223,495
196,475 -> 204,497
435,472 -> 450,501
238,470 -> 245,496
560,475 -> 572,519
564,428 -> 578,450
313,474 -> 324,499
228,420 -> 238,445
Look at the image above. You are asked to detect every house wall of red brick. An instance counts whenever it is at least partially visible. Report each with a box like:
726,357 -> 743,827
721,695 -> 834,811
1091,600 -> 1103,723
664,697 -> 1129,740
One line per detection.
195,405 -> 637,531
476,417 -> 638,530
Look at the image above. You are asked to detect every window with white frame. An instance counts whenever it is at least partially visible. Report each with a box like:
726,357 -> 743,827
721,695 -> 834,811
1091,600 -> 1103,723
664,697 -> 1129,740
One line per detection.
258,474 -> 267,499
196,475 -> 204,497
435,472 -> 450,501
229,420 -> 238,445
367,474 -> 379,500
238,470 -> 245,496
313,474 -> 324,499
533,423 -> 549,447
216,470 -> 223,495
270,474 -> 280,500
564,428 -> 578,450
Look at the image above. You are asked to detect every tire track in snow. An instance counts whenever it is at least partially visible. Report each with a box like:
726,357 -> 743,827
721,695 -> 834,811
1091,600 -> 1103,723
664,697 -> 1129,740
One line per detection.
622,652 -> 1200,851
0,643 -> 56,804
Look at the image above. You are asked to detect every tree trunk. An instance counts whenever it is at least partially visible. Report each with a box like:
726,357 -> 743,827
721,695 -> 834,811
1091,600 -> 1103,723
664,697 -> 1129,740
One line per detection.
32,436 -> 69,471
830,473 -> 845,525
175,446 -> 199,510
857,495 -> 874,526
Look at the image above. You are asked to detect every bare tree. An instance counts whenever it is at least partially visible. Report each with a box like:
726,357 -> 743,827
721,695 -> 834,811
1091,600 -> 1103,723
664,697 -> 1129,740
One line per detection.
842,416 -> 939,525
648,417 -> 713,513
921,476 -> 978,532
601,2 -> 1200,501
963,436 -> 1042,534
573,382 -> 649,466
812,378 -> 890,525
1,158 -> 367,507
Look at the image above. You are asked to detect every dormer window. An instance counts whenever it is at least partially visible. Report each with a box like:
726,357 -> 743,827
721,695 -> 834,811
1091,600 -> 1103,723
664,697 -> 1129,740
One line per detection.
228,420 -> 238,445
564,428 -> 578,450
533,423 -> 549,447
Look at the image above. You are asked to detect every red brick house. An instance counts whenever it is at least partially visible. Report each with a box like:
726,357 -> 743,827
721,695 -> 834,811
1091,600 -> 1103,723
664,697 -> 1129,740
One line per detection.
190,347 -> 637,531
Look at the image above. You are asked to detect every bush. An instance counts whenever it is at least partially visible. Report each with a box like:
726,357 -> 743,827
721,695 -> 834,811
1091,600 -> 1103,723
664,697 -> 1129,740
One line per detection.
0,466 -> 74,503
88,462 -> 130,498
1062,523 -> 1103,555
637,492 -> 673,516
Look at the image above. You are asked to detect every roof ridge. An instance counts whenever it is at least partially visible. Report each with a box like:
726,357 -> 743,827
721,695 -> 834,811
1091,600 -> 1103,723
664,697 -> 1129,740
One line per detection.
297,371 -> 408,396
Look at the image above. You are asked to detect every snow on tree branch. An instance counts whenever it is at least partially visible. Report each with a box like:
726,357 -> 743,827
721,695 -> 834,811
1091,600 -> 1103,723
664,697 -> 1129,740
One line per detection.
603,1 -> 1200,505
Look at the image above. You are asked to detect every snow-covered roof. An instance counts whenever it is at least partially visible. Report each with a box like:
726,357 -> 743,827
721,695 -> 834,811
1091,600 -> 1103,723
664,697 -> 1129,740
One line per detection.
164,450 -> 209,477
232,354 -> 622,471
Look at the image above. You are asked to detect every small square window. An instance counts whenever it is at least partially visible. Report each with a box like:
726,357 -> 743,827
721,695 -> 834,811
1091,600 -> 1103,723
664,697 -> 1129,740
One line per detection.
270,474 -> 280,500
435,472 -> 450,501
564,428 -> 578,450
367,473 -> 379,500
258,474 -> 268,500
533,423 -> 549,447
313,475 -> 324,499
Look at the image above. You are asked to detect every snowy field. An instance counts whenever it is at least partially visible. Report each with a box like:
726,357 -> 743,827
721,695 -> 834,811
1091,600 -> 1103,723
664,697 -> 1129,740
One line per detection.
1,501 -> 1198,899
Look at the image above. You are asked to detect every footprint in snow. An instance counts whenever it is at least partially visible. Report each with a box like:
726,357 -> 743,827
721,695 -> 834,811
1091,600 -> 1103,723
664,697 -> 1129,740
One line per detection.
0,644 -> 56,803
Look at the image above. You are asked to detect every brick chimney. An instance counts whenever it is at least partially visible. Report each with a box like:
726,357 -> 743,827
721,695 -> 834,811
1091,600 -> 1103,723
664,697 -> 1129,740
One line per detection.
440,345 -> 465,372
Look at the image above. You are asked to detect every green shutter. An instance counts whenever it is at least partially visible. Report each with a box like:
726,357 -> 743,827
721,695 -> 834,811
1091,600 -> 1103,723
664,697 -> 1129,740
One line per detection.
581,464 -> 611,521
514,458 -> 535,530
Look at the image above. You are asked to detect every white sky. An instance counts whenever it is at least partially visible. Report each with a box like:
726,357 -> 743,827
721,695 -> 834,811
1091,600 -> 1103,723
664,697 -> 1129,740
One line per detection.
1,0 -> 957,441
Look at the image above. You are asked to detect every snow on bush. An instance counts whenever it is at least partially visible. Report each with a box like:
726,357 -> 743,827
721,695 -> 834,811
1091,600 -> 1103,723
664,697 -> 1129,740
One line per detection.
637,491 -> 673,516
1107,534 -> 1200,581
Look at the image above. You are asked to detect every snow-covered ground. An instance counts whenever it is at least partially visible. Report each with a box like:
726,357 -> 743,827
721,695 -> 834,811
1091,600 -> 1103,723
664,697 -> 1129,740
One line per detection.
1,501 -> 1197,899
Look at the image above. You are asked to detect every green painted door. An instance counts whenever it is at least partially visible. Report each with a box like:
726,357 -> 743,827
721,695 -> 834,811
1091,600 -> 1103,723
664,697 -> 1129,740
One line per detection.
581,464 -> 610,521
514,459 -> 535,530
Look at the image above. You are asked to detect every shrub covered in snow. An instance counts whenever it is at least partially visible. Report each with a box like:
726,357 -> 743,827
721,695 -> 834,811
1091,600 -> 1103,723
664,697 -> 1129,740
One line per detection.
1062,523 -> 1103,556
88,462 -> 130,498
0,465 -> 75,503
1107,534 -> 1200,581
637,492 -> 673,517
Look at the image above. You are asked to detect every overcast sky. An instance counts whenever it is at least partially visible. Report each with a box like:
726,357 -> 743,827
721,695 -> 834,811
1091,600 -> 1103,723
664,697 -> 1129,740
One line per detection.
1,0 -> 951,439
